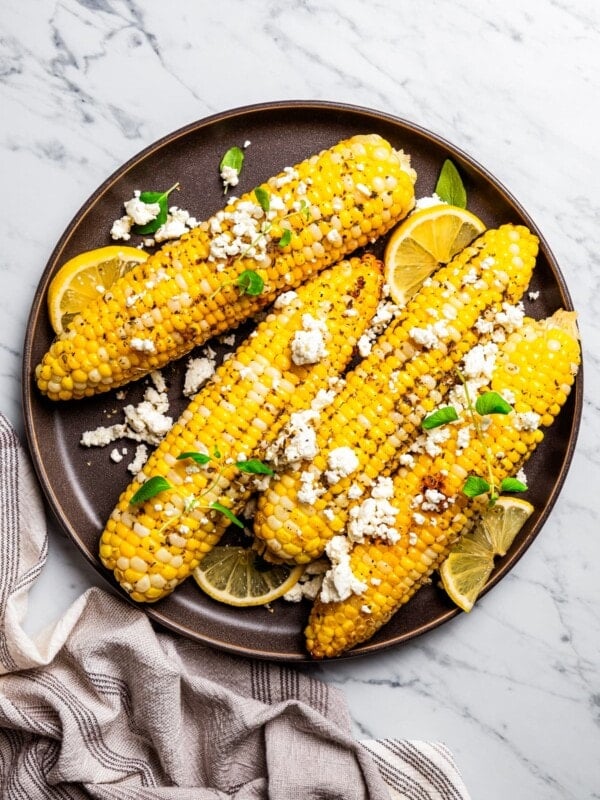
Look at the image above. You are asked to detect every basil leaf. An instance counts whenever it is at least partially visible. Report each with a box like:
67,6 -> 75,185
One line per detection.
132,183 -> 180,235
236,458 -> 274,476
254,186 -> 270,213
210,501 -> 244,528
219,146 -> 244,175
500,477 -> 528,493
422,406 -> 459,430
236,270 -> 264,296
177,451 -> 212,465
435,159 -> 467,208
462,475 -> 490,498
298,199 -> 311,220
278,228 -> 292,247
130,476 -> 172,505
476,391 -> 513,416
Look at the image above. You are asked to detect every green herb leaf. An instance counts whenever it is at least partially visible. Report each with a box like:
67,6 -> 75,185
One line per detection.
435,160 -> 467,208
298,199 -> 311,220
236,270 -> 264,296
500,477 -> 528,493
210,501 -> 244,528
236,458 -> 274,476
132,183 -> 179,235
130,476 -> 172,505
254,186 -> 270,213
462,475 -> 490,498
219,146 -> 244,175
475,391 -> 513,416
278,228 -> 292,247
177,451 -> 212,465
422,406 -> 459,430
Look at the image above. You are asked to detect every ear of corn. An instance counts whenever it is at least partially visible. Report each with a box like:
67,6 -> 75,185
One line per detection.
305,310 -> 581,658
253,224 -> 539,565
36,134 -> 416,401
99,255 -> 384,602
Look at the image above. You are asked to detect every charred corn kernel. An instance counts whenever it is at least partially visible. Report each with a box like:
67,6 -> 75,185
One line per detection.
305,310 -> 580,658
254,224 -> 539,565
36,135 -> 415,401
100,256 -> 384,602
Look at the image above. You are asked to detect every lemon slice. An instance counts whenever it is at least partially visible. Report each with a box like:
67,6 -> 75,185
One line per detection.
384,204 -> 486,305
193,546 -> 305,607
439,496 -> 534,612
47,245 -> 149,335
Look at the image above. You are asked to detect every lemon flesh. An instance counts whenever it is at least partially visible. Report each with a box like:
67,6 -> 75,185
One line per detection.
47,245 -> 148,335
440,497 -> 534,612
384,204 -> 485,306
193,546 -> 305,607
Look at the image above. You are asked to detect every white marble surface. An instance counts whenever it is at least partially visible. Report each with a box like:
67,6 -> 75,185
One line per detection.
1,1 -> 599,797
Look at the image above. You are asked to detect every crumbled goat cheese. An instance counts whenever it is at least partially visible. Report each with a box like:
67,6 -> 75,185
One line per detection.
154,207 -> 198,242
130,337 -> 156,353
183,352 -> 216,396
80,383 -> 173,450
325,447 -> 359,485
419,488 -> 449,512
298,471 -> 325,505
462,342 -> 498,381
456,426 -> 472,452
150,370 -> 167,393
513,411 -> 541,431
515,468 -> 528,486
273,290 -> 298,309
291,315 -> 328,365
495,301 -> 525,332
357,333 -> 372,357
347,478 -> 399,544
528,290 -> 540,301
128,444 -> 149,475
110,448 -> 124,463
462,268 -> 479,286
81,424 -> 127,448
399,453 -> 416,469
319,536 -> 368,604
347,483 -> 364,500
124,191 -> 161,226
356,300 -> 397,353
243,140 -> 251,148
283,559 -> 328,602
414,193 -> 446,210
410,325 -> 441,350
265,409 -> 319,467
220,165 -> 240,192
110,216 -> 133,241
423,425 -> 452,457
122,389 -> 172,445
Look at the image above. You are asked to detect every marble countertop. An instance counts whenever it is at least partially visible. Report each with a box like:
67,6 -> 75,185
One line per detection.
2,1 -> 599,797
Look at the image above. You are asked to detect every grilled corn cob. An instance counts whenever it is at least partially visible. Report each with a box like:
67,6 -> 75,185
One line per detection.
99,255 -> 384,602
254,224 -> 539,564
36,134 -> 415,401
305,310 -> 581,658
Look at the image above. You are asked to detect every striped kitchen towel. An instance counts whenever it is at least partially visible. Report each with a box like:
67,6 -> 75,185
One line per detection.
0,413 -> 471,799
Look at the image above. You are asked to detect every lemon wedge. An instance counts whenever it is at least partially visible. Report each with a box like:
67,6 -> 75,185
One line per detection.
193,546 -> 305,607
440,496 -> 534,612
384,204 -> 485,305
47,245 -> 148,335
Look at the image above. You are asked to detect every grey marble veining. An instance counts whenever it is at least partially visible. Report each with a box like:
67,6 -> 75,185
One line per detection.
1,1 -> 599,798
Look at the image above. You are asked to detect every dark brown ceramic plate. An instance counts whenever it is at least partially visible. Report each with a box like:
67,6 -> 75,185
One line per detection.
22,101 -> 582,661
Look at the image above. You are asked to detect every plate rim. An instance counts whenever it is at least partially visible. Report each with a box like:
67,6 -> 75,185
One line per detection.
22,100 -> 583,662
